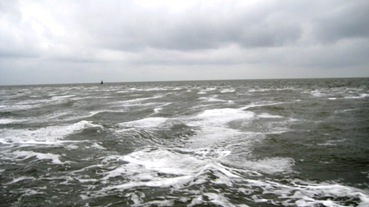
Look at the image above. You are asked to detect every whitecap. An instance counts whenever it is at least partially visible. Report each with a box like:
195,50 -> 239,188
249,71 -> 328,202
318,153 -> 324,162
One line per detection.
102,147 -> 240,193
120,117 -> 168,128
198,96 -> 228,102
0,120 -> 102,146
0,118 -> 24,124
50,95 -> 75,101
12,150 -> 65,164
220,88 -> 235,93
91,142 -> 106,150
344,93 -> 369,99
6,176 -> 36,185
257,113 -> 283,119
245,157 -> 295,174
196,108 -> 254,126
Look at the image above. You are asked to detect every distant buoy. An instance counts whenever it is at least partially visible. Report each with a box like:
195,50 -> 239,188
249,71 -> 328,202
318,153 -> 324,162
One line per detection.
101,80 -> 103,84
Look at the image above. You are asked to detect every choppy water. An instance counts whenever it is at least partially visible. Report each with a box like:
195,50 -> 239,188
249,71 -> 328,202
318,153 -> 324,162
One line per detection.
1,78 -> 369,207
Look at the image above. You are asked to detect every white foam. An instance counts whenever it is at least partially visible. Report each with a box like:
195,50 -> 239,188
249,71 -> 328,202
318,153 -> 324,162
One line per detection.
344,93 -> 369,99
91,142 -> 106,150
199,96 -> 225,102
184,108 -> 255,149
243,178 -> 369,207
152,103 -> 172,114
120,148 -> 204,176
197,87 -> 217,94
0,118 -> 24,124
12,150 -> 65,164
154,107 -> 162,113
65,144 -> 79,150
116,90 -> 129,94
196,108 -> 254,126
258,113 -> 283,119
249,88 -> 273,92
6,176 -> 36,185
120,117 -> 168,128
0,120 -> 102,146
142,87 -> 169,92
142,199 -> 175,207
248,157 -> 295,174
0,101 -> 43,111
50,95 -> 75,101
204,193 -> 241,207
102,147 -> 240,192
116,95 -> 164,105
220,88 -> 235,93
189,126 -> 244,148
318,139 -> 346,146
105,175 -> 193,191
205,87 -> 217,91
311,90 -> 324,97
188,195 -> 204,207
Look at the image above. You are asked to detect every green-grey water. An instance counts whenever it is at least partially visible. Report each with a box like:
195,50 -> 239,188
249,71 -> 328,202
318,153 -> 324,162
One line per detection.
1,78 -> 368,206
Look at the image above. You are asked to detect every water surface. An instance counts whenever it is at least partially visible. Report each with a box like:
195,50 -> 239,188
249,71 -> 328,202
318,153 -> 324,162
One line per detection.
1,78 -> 368,206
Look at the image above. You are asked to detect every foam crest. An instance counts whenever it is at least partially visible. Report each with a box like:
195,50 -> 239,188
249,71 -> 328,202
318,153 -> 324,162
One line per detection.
120,117 -> 168,128
0,120 -> 102,146
6,176 -> 36,185
257,113 -> 283,119
0,118 -> 24,124
50,95 -> 75,101
185,108 -> 255,148
247,179 -> 369,207
116,95 -> 164,106
197,87 -> 217,94
345,93 -> 369,99
12,150 -> 65,164
196,108 -> 254,126
102,147 -> 239,192
220,88 -> 235,93
188,126 -> 243,148
236,157 -> 295,174
311,90 -> 324,97
100,147 -> 326,206
204,193 -> 241,207
107,148 -> 204,177
199,96 -> 225,102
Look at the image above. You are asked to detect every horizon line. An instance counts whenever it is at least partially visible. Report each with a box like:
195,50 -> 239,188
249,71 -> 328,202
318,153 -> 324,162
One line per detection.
1,76 -> 368,87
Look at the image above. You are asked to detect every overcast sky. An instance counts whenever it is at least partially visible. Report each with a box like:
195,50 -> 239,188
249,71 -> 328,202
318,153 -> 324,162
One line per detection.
1,0 -> 368,85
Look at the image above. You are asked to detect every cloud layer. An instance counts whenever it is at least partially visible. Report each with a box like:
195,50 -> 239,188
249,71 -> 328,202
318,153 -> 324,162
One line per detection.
1,0 -> 368,84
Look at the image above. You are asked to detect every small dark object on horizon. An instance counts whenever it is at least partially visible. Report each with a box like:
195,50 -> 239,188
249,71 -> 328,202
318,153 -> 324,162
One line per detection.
101,80 -> 103,84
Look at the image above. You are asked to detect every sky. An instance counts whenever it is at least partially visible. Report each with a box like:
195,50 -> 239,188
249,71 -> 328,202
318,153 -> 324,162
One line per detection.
1,0 -> 369,85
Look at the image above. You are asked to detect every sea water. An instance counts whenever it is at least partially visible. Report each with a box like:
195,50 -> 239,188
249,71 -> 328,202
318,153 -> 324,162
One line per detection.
1,78 -> 368,206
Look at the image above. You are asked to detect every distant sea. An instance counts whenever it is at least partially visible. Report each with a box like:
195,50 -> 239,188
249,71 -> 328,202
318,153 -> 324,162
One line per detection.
1,78 -> 369,207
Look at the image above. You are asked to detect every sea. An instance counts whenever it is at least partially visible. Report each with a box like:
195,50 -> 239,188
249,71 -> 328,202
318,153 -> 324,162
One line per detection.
1,78 -> 369,207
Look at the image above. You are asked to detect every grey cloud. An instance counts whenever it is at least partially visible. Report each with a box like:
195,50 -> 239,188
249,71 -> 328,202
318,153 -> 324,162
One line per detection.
0,0 -> 368,85
0,31 -> 41,59
0,1 -> 40,58
81,1 -> 305,52
312,0 -> 369,43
